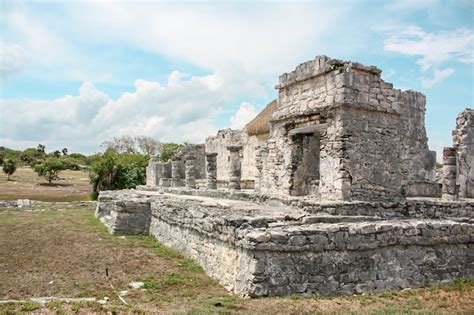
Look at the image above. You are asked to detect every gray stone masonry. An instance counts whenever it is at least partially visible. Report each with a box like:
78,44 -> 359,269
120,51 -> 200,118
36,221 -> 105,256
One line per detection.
171,157 -> 182,187
145,156 -> 161,186
453,109 -> 474,198
206,153 -> 218,189
185,155 -> 196,189
96,189 -> 474,297
257,55 -> 436,201
442,147 -> 458,200
227,145 -> 243,190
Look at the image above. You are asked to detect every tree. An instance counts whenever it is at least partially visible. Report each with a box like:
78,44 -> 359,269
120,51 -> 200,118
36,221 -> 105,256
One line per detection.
103,136 -> 137,154
34,158 -> 66,183
89,151 -> 148,193
0,154 -> 3,166
37,144 -> 46,154
103,135 -> 163,156
52,150 -> 61,158
62,148 -> 68,156
136,136 -> 163,156
3,159 -> 17,180
160,143 -> 183,162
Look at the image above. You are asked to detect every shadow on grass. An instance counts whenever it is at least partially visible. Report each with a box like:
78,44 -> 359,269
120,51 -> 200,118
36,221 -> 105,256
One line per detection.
38,182 -> 73,187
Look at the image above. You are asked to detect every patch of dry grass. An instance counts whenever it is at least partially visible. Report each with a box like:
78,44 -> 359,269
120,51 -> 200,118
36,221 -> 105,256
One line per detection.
0,167 -> 91,202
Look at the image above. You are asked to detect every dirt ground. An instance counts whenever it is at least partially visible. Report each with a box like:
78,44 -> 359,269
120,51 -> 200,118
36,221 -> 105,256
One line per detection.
0,203 -> 473,314
0,167 -> 91,202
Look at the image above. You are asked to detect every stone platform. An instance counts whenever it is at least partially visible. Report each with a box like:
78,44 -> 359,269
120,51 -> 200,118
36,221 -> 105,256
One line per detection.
96,189 -> 474,297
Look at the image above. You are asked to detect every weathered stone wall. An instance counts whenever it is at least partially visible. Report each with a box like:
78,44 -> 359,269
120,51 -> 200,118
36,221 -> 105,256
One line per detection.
206,129 -> 265,189
398,91 -> 436,184
175,144 -> 206,180
96,191 -> 151,235
454,109 -> 474,198
241,133 -> 268,189
97,190 -> 474,297
146,156 -> 162,186
205,129 -> 242,186
257,55 -> 437,200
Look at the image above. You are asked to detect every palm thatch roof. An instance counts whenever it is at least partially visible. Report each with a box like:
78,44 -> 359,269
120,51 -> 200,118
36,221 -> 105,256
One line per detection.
244,99 -> 278,136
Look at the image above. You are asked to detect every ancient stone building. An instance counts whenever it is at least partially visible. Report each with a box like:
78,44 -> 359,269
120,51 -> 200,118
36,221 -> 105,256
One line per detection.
204,100 -> 276,189
102,55 -> 473,298
256,56 -> 437,201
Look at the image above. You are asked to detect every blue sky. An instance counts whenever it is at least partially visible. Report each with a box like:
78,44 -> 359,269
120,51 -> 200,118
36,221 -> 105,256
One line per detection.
0,0 -> 473,156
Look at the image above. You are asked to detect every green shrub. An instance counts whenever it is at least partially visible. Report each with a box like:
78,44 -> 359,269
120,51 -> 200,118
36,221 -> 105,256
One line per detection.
34,157 -> 67,183
2,159 -> 17,180
160,143 -> 183,162
62,157 -> 80,170
89,150 -> 149,193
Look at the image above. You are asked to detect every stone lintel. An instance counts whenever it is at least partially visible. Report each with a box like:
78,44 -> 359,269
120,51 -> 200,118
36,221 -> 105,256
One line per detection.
288,123 -> 328,136
227,145 -> 243,152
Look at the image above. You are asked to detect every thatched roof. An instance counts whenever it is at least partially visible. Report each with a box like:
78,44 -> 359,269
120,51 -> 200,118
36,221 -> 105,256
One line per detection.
244,99 -> 277,136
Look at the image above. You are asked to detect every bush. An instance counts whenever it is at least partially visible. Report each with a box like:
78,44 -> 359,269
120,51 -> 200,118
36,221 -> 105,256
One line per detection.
160,143 -> 183,162
89,150 -> 149,193
34,157 -> 67,183
2,159 -> 17,180
62,157 -> 80,170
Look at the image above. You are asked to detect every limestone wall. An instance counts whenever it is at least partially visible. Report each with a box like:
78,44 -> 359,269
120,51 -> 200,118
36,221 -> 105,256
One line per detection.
454,109 -> 474,198
206,129 -> 266,189
258,55 -> 436,201
96,190 -> 474,297
338,107 -> 402,200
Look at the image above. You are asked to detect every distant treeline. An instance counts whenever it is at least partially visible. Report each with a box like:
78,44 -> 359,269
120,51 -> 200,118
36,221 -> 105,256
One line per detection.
1,136 -> 184,199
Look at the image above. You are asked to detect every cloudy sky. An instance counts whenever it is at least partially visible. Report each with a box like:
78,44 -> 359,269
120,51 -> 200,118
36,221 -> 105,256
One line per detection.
0,0 -> 473,156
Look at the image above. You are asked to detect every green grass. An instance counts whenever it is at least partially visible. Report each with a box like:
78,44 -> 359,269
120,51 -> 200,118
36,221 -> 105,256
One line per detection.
143,273 -> 186,290
0,301 -> 42,315
74,280 -> 91,289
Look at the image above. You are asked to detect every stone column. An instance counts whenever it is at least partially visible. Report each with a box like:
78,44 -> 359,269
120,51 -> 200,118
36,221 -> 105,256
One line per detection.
171,157 -> 181,187
227,145 -> 242,190
185,155 -> 196,189
205,153 -> 218,190
442,147 -> 458,200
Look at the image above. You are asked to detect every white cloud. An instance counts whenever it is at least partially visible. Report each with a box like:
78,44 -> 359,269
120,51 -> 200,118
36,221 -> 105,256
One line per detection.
65,2 -> 349,76
384,26 -> 474,71
0,43 -> 27,79
229,103 -> 258,130
0,68 -> 265,153
421,68 -> 455,88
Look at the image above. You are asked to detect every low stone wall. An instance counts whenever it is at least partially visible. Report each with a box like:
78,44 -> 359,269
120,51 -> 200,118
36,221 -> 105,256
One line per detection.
96,191 -> 151,235
96,190 -> 474,296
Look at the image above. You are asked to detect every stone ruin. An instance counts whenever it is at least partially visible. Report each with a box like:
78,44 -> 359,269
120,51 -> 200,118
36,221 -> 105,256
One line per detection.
96,56 -> 473,297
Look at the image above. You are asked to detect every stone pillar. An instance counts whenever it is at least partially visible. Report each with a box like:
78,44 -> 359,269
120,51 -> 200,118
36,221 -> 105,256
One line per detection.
205,153 -> 218,190
442,147 -> 458,200
171,157 -> 181,187
185,155 -> 196,189
227,145 -> 242,190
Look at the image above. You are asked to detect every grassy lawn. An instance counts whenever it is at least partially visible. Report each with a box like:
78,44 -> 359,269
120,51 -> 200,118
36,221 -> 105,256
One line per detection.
0,167 -> 92,202
0,203 -> 473,314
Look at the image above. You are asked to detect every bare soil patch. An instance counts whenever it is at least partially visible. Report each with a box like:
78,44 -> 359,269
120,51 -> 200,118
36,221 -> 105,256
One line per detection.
0,167 -> 91,202
0,203 -> 473,314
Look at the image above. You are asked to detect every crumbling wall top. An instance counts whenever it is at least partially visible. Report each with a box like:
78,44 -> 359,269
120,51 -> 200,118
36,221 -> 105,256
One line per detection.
276,55 -> 382,90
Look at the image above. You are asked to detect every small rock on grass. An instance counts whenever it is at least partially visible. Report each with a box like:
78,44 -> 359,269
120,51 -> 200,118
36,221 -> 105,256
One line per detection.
129,281 -> 144,289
